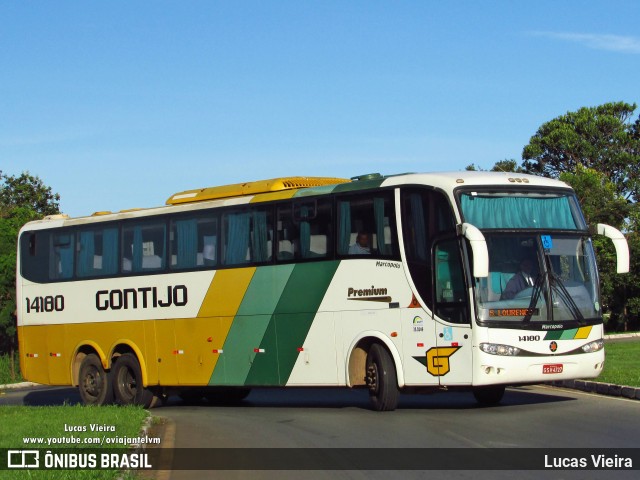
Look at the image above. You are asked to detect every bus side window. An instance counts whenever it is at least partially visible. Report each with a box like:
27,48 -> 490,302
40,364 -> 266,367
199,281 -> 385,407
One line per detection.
122,222 -> 166,273
50,233 -> 75,280
294,200 -> 332,260
20,231 -> 50,283
222,209 -> 272,266
77,227 -> 119,277
170,216 -> 218,269
434,238 -> 469,324
276,204 -> 296,261
337,192 -> 396,257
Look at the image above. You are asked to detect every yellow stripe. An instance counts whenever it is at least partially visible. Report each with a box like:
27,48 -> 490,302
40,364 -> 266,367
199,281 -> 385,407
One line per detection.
165,268 -> 257,384
18,321 -> 149,386
198,268 -> 256,318
575,326 -> 593,339
19,269 -> 258,389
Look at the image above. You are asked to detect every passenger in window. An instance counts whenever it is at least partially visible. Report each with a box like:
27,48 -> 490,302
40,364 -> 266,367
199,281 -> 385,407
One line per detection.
349,232 -> 371,255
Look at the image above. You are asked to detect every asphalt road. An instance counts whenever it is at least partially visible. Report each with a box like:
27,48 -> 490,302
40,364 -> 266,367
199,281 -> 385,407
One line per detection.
2,384 -> 639,479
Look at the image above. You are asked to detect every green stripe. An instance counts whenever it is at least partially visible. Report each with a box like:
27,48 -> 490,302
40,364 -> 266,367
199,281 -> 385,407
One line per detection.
559,328 -> 579,340
209,265 -> 295,385
544,329 -> 579,341
293,184 -> 340,198
331,177 -> 385,193
244,261 -> 340,386
544,330 -> 563,340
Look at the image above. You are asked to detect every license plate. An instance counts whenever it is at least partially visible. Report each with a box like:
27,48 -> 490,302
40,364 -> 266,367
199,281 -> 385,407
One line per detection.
543,364 -> 563,374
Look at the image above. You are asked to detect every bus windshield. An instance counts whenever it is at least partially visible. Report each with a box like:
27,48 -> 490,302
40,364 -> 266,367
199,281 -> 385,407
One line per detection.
474,233 -> 601,325
459,191 -> 587,230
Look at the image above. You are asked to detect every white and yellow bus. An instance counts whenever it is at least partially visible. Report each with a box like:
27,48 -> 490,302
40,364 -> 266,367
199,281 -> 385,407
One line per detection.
16,172 -> 629,410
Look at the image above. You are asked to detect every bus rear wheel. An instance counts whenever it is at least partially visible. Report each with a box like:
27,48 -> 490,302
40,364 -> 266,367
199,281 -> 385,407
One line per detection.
78,353 -> 113,406
365,343 -> 399,411
112,353 -> 155,408
473,385 -> 506,405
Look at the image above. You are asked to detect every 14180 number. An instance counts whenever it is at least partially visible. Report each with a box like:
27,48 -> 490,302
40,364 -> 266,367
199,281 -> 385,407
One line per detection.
25,295 -> 65,313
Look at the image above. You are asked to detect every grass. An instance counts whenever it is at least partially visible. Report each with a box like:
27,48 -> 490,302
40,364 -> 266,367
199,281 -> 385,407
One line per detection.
0,404 -> 149,479
597,341 -> 640,387
0,354 -> 23,385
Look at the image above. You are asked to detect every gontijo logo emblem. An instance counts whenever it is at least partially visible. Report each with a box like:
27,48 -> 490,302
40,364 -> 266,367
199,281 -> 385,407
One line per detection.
426,347 -> 460,377
412,347 -> 461,376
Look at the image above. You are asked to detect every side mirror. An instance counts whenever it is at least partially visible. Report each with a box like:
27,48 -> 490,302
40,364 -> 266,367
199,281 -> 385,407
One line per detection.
596,224 -> 630,274
460,223 -> 488,278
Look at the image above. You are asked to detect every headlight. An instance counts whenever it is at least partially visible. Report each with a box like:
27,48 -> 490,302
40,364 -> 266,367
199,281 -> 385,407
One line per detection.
480,343 -> 521,356
581,339 -> 604,353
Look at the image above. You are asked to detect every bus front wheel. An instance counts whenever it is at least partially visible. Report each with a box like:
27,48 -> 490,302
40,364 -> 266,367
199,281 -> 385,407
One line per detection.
78,353 -> 113,406
112,353 -> 155,408
365,343 -> 399,411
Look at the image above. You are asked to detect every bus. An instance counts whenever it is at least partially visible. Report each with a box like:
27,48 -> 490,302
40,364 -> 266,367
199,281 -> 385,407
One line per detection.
16,172 -> 629,410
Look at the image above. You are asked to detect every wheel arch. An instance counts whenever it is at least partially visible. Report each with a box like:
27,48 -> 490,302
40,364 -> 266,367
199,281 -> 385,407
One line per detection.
345,332 -> 404,388
71,342 -> 108,387
109,341 -> 149,387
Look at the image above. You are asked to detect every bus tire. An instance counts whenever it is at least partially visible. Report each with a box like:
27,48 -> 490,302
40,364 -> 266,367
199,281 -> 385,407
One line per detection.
78,353 -> 113,406
365,343 -> 399,411
112,353 -> 154,408
473,385 -> 505,405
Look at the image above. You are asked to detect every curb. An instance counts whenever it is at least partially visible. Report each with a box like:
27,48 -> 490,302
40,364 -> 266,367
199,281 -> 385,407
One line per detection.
604,332 -> 640,340
0,381 -> 41,390
549,379 -> 640,400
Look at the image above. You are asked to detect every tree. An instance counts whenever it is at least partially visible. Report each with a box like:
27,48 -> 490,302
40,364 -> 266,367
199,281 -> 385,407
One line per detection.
559,165 -> 629,228
0,171 -> 60,217
523,102 -> 640,331
522,102 -> 640,203
0,172 -> 60,380
558,165 -> 637,330
465,159 -> 524,173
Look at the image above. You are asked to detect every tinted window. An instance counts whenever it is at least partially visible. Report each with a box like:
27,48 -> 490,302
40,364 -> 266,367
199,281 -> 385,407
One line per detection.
170,216 -> 218,270
337,191 -> 397,257
276,199 -> 332,261
122,222 -> 166,273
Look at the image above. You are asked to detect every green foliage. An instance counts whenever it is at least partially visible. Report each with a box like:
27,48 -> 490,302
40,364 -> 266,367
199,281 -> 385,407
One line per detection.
0,171 -> 60,217
559,165 -> 629,229
0,405 -> 149,480
597,341 -> 640,387
522,102 -> 640,202
522,102 -> 640,330
465,159 -> 524,173
0,353 -> 23,384
0,172 -> 60,362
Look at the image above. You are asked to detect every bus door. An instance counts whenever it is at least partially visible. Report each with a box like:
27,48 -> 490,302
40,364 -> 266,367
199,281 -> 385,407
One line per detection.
431,237 -> 473,385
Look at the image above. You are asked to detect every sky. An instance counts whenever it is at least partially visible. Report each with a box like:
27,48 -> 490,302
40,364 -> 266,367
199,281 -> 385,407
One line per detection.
1,1 -> 639,217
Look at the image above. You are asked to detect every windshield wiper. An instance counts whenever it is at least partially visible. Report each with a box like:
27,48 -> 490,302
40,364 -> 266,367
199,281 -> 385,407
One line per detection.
522,268 -> 585,324
523,274 -> 544,323
549,271 -> 585,324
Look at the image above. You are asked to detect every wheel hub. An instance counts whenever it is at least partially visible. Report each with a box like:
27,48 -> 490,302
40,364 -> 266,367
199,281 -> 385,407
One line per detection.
365,364 -> 378,392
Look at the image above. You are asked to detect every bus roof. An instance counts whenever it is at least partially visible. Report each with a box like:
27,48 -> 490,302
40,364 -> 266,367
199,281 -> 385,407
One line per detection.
22,171 -> 572,229
380,171 -> 571,191
166,176 -> 351,205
